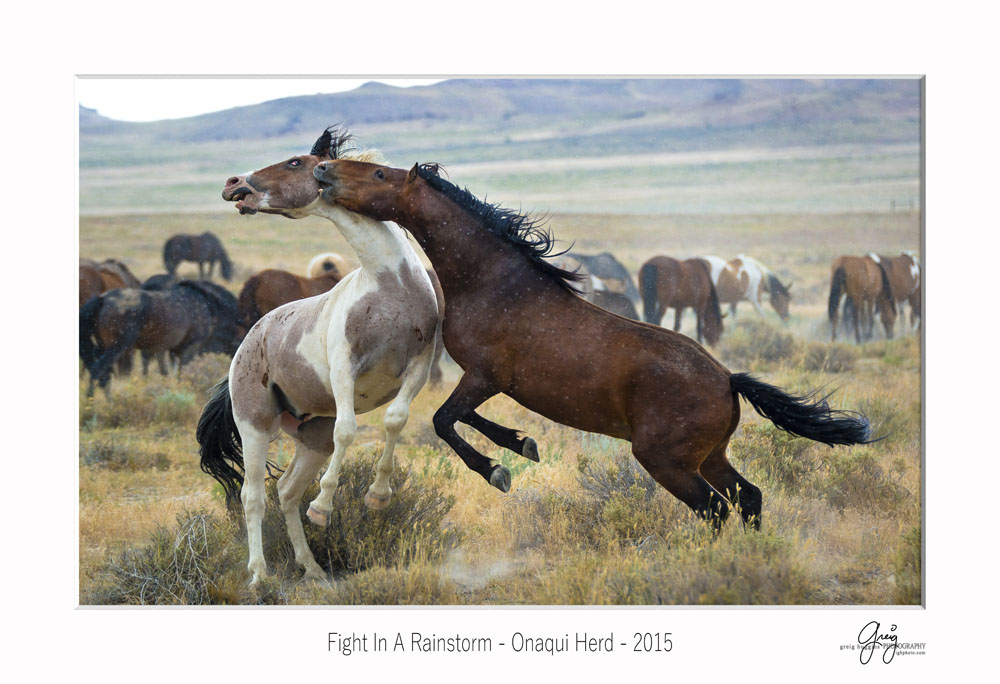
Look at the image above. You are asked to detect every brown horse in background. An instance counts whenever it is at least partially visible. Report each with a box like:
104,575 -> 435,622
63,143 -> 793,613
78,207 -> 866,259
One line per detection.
313,157 -> 872,532
79,258 -> 141,306
638,256 -> 724,345
875,251 -> 921,333
236,268 -> 342,328
828,255 -> 896,343
163,232 -> 233,281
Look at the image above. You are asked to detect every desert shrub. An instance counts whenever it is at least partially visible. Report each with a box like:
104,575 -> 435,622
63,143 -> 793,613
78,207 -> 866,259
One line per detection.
81,382 -> 200,428
261,451 -> 459,577
718,318 -> 799,370
857,396 -> 913,445
85,511 -> 247,605
577,450 -> 658,503
818,448 -> 910,513
799,341 -> 858,372
729,421 -> 819,490
178,353 -> 233,391
153,389 -> 197,424
306,565 -> 461,605
80,436 -> 171,472
892,526 -> 921,605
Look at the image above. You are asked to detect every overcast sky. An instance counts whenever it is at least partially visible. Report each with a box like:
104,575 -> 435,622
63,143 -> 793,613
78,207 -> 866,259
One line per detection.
76,77 -> 445,122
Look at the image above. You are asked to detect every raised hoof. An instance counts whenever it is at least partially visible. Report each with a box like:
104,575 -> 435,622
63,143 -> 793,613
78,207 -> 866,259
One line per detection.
489,465 -> 511,493
364,491 -> 391,511
306,505 -> 329,527
521,437 -> 539,462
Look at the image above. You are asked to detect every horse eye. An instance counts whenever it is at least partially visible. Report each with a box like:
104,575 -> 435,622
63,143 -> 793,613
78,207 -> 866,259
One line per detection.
289,159 -> 301,167
375,169 -> 385,180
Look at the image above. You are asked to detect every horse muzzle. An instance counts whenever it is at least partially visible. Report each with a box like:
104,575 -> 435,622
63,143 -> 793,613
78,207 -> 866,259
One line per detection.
223,176 -> 261,215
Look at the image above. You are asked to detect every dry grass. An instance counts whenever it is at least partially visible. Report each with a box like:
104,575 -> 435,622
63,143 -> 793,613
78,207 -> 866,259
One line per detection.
79,210 -> 921,605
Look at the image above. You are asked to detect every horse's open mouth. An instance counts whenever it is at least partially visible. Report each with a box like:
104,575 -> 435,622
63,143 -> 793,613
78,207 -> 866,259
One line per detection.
229,188 -> 260,215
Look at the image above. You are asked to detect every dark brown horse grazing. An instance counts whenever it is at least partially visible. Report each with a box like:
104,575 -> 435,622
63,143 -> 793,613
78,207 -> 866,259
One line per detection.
80,280 -> 243,397
313,158 -> 872,530
551,253 -> 640,320
237,268 -> 342,328
828,255 -> 896,343
875,251 -> 921,333
638,256 -> 724,345
163,232 -> 233,280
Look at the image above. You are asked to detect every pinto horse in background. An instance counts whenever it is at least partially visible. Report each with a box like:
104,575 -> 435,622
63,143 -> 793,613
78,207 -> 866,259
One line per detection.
237,268 -> 342,329
204,128 -> 443,587
568,251 -> 641,318
80,280 -> 243,398
702,254 -> 792,321
163,231 -> 233,281
828,254 -> 896,343
638,256 -> 724,345
306,251 -> 356,279
551,253 -> 640,320
874,251 -> 921,333
313,156 -> 872,537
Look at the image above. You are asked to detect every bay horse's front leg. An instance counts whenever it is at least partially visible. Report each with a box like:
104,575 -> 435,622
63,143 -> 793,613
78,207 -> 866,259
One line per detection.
460,412 -> 539,462
433,373 -> 511,492
306,369 -> 357,526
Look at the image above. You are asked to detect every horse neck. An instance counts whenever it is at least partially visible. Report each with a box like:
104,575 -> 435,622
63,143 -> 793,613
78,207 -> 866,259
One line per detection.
313,204 -> 417,276
396,190 -> 523,294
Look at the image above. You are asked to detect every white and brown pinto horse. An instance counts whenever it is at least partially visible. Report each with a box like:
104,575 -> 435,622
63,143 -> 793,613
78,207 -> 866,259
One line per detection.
701,255 -> 792,321
198,128 -> 441,587
873,251 -> 921,333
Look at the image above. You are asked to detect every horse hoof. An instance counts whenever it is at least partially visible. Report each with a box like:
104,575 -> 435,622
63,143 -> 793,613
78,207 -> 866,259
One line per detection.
306,506 -> 329,527
364,491 -> 391,510
489,466 -> 511,493
521,437 -> 539,462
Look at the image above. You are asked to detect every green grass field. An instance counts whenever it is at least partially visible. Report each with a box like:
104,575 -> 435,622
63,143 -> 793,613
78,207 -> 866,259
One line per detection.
78,207 -> 922,605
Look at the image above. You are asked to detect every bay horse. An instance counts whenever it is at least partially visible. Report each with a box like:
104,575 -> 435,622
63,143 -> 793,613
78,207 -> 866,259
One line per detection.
306,251 -> 355,279
79,258 -> 142,307
163,231 -> 233,280
874,251 -> 921,333
200,128 -> 442,587
237,268 -> 342,329
638,256 -> 724,345
551,253 -> 640,320
313,157 -> 872,533
80,280 -> 243,398
828,254 -> 896,343
702,254 -> 792,321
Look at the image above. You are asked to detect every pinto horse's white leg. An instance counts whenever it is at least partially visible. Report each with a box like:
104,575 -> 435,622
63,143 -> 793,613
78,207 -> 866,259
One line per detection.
307,371 -> 357,527
366,355 -> 432,510
277,440 -> 330,582
236,420 -> 272,587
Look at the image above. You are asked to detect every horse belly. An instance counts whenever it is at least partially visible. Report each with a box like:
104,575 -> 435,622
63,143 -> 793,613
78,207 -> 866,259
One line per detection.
353,366 -> 403,414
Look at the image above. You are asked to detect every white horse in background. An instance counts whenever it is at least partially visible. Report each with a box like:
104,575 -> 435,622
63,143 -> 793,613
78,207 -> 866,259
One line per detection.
200,129 -> 441,587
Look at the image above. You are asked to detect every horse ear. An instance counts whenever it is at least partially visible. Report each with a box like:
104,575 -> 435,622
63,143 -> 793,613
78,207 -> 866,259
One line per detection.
311,129 -> 334,158
407,164 -> 419,184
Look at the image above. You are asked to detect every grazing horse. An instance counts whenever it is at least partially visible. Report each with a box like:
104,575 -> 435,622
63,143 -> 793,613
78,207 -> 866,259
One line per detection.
828,255 -> 896,343
201,128 -> 441,587
306,251 -> 355,279
79,258 -> 142,307
874,251 -> 921,333
551,253 -> 640,320
80,280 -> 243,398
163,232 -> 233,281
638,256 -> 724,345
702,255 -> 792,321
237,268 -> 342,329
313,157 -> 872,533
569,252 -> 641,312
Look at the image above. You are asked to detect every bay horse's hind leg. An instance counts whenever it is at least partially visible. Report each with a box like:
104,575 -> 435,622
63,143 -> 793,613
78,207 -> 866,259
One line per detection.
460,411 -> 539,462
365,355 -> 433,510
631,439 -> 729,529
433,372 -> 512,492
700,440 -> 762,530
278,417 -> 335,582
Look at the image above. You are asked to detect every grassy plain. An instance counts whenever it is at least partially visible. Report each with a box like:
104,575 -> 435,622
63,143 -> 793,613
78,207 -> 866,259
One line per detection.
78,208 -> 921,605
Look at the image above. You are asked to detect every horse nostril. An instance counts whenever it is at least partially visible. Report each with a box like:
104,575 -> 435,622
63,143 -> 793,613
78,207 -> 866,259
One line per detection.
226,176 -> 240,186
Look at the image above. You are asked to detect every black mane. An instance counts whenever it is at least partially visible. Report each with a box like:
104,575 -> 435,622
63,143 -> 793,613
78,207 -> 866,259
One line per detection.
415,164 -> 585,291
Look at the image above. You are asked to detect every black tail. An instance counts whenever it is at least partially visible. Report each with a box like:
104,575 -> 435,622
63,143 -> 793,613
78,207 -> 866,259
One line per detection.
639,262 -> 661,324
79,295 -> 103,371
828,266 -> 846,323
876,261 -> 897,315
196,378 -> 245,506
731,372 -> 872,446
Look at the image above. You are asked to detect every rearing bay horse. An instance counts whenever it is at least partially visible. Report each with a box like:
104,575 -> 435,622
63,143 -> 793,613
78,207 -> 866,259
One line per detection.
314,158 -> 872,531
200,128 -> 442,587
